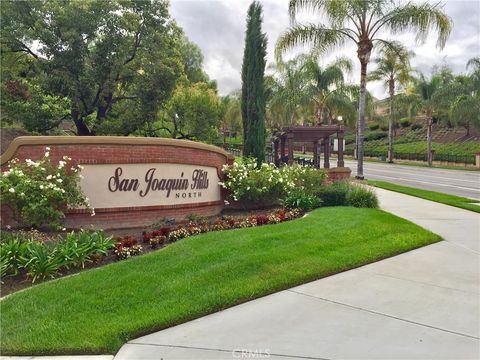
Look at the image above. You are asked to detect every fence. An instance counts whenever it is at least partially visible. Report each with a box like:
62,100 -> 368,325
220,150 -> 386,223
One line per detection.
344,149 -> 475,165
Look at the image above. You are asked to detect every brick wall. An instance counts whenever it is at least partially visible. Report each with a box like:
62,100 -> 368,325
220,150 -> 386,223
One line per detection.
1,136 -> 233,230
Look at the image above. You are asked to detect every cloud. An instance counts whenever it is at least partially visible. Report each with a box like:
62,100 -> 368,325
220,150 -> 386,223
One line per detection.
171,0 -> 480,99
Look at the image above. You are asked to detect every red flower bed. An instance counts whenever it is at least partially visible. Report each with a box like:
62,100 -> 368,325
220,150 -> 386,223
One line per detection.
142,208 -> 301,249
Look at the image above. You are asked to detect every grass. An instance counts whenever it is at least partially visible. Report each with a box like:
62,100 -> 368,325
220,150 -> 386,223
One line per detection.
0,207 -> 440,355
368,180 -> 480,213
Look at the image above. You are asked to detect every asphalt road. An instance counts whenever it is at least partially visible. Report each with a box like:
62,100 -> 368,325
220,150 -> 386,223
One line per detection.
344,160 -> 480,200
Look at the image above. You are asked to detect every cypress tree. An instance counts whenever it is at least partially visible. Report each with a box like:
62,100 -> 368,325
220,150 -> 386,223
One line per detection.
241,1 -> 267,163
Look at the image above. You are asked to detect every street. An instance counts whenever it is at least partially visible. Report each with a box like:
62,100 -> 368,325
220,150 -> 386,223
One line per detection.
344,160 -> 480,200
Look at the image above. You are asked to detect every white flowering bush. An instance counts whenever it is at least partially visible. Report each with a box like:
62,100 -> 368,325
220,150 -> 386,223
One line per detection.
220,158 -> 326,205
0,147 -> 93,229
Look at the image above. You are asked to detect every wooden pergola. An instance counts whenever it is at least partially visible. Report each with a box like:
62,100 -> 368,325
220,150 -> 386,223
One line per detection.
272,126 -> 345,168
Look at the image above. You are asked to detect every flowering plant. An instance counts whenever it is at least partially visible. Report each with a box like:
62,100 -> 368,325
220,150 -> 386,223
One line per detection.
220,158 -> 326,205
0,147 -> 93,230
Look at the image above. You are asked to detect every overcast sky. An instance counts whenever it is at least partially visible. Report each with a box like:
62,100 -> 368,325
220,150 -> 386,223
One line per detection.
170,0 -> 480,99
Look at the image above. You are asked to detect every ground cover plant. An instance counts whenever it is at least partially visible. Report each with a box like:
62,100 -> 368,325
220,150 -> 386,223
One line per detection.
368,180 -> 480,213
0,206 -> 440,355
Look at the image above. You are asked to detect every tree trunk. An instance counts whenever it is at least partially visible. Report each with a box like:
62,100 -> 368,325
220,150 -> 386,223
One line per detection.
388,79 -> 395,163
427,114 -> 433,166
73,111 -> 92,136
316,103 -> 324,125
356,60 -> 368,179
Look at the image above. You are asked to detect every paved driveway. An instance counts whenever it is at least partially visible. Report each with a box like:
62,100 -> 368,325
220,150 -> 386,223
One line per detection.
345,159 -> 480,200
115,189 -> 480,360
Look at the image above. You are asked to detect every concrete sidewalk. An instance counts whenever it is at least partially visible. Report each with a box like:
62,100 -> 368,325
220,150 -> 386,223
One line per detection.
115,188 -> 480,360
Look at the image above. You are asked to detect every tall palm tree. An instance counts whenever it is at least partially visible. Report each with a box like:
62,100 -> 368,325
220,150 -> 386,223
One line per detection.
369,42 -> 413,162
276,0 -> 451,178
303,55 -> 353,125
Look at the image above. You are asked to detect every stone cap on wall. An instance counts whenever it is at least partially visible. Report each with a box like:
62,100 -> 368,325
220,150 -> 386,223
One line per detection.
0,136 -> 234,165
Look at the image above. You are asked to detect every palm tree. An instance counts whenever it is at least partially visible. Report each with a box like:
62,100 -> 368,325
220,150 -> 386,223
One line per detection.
410,72 -> 449,166
303,55 -> 353,125
368,42 -> 413,162
276,0 -> 451,179
267,57 -> 310,127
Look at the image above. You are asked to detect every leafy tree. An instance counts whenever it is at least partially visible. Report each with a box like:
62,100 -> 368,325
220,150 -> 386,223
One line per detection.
2,80 -> 70,133
220,96 -> 242,144
276,0 -> 451,178
158,82 -> 221,142
179,35 -> 210,84
1,0 -> 184,135
241,1 -> 267,163
369,42 -> 413,162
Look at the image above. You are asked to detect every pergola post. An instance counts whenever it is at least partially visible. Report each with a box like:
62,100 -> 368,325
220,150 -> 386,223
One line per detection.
337,126 -> 345,167
274,139 -> 280,166
313,140 -> 319,168
280,136 -> 286,163
323,137 -> 330,169
287,133 -> 294,165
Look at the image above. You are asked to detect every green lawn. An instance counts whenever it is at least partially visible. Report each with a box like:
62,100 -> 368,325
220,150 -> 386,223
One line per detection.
369,180 -> 480,213
0,207 -> 440,355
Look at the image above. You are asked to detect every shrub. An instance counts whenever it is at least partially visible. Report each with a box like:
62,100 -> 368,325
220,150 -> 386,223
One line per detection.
380,124 -> 389,131
282,190 -> 321,211
411,123 -> 422,130
364,131 -> 387,142
344,134 -> 356,145
294,167 -> 326,197
220,158 -> 325,205
220,158 -> 291,204
369,123 -> 380,130
399,118 -> 411,128
346,184 -> 379,208
0,148 -> 93,229
319,181 -> 351,206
